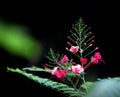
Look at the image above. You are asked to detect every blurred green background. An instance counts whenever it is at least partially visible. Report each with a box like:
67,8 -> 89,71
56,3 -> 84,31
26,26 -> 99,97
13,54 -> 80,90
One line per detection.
0,22 -> 43,66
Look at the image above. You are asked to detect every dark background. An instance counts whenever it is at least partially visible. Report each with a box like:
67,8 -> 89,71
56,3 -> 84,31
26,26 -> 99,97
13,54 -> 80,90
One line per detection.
0,1 -> 119,97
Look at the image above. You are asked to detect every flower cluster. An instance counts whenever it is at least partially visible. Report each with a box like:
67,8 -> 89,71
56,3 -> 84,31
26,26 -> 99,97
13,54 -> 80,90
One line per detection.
45,51 -> 103,79
44,18 -> 104,81
7,18 -> 105,97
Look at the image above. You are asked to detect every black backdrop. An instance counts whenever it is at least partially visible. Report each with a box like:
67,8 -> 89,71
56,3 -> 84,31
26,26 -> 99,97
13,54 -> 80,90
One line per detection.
0,1 -> 119,97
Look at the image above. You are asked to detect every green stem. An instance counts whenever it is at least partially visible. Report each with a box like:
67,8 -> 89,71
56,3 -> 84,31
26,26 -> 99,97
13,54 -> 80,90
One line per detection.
82,72 -> 85,83
75,78 -> 80,88
66,77 -> 78,90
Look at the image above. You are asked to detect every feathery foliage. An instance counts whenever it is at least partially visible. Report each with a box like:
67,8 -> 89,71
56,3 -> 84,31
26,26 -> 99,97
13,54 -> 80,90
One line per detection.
7,67 -> 85,97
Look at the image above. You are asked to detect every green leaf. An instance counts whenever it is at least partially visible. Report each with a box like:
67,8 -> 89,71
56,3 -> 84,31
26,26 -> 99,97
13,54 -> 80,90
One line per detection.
22,66 -> 49,73
7,67 -> 83,97
110,77 -> 120,81
85,78 -> 120,97
81,81 -> 94,91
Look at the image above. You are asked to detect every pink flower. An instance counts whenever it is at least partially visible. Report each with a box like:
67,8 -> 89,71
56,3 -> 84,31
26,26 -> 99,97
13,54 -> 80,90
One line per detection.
70,46 -> 79,53
51,67 -> 67,79
56,69 -> 67,79
91,52 -> 102,64
91,56 -> 99,64
80,58 -> 88,65
61,55 -> 68,63
51,67 -> 58,75
71,64 -> 84,74
94,52 -> 102,59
